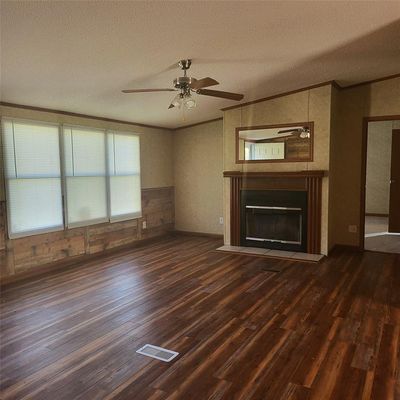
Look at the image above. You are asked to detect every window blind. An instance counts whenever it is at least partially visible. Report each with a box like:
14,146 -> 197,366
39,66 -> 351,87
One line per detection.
63,126 -> 108,226
2,120 -> 63,237
2,119 -> 142,238
107,132 -> 141,220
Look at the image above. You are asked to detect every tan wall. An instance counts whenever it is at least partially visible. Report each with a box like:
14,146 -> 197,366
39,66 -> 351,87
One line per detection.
328,85 -> 341,251
173,119 -> 223,235
366,121 -> 396,215
223,84 -> 332,254
330,77 -> 400,247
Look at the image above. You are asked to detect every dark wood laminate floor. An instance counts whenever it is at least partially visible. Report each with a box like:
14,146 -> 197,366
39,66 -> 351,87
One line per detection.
1,235 -> 399,400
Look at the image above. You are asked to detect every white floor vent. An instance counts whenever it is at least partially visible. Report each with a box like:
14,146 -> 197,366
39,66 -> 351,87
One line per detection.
136,344 -> 179,362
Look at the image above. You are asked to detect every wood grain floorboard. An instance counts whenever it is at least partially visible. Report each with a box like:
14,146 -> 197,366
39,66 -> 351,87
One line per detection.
0,235 -> 399,399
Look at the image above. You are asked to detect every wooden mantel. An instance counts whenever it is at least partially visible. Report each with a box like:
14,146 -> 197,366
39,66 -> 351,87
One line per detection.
223,170 -> 326,178
224,170 -> 327,254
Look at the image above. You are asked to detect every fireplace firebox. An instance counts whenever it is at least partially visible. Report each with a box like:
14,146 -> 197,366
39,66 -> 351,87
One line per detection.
241,190 -> 307,252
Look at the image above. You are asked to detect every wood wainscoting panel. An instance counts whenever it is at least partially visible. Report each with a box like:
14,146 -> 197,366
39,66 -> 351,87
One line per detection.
0,201 -> 6,251
141,186 -> 174,240
87,219 -> 139,254
224,171 -> 325,253
11,228 -> 86,273
0,201 -> 14,277
0,187 -> 175,281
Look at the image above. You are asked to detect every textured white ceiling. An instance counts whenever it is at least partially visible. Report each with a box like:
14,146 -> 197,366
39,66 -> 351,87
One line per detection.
1,1 -> 400,128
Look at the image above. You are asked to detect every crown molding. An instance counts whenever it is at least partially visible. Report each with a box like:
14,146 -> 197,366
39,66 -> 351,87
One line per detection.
0,102 -> 173,131
339,72 -> 400,90
221,81 -> 338,112
174,117 -> 223,131
220,73 -> 400,112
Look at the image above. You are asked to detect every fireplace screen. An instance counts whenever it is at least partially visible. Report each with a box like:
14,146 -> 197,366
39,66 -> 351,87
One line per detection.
245,206 -> 302,244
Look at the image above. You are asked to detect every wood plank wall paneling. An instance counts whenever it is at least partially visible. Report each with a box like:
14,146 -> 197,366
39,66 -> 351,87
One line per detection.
0,187 -> 174,279
285,137 -> 311,159
0,201 -> 5,251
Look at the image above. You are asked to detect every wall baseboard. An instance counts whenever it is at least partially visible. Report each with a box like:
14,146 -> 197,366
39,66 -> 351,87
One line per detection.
173,230 -> 224,239
330,244 -> 363,253
365,213 -> 389,217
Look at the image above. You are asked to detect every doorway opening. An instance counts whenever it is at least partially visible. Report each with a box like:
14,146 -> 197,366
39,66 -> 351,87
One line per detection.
363,118 -> 400,253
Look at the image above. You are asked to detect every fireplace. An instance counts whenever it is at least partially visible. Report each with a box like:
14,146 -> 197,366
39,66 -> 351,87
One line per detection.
224,170 -> 324,254
241,190 -> 307,252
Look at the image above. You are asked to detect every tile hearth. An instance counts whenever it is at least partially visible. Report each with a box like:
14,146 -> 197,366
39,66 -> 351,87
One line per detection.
216,245 -> 324,262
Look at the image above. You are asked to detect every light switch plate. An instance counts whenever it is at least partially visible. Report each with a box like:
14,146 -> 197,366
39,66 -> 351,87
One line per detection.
142,220 -> 147,229
219,217 -> 224,225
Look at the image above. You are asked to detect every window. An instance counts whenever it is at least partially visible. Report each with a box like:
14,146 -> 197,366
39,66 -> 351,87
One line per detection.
2,119 -> 63,237
108,132 -> 141,220
63,126 -> 108,227
2,119 -> 142,238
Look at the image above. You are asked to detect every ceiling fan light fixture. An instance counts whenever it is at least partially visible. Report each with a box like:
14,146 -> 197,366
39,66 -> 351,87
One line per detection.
183,94 -> 196,110
171,93 -> 183,108
299,127 -> 310,139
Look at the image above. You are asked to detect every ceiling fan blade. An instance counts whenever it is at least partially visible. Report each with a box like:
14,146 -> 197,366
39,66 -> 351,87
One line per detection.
168,103 -> 175,109
190,77 -> 219,90
122,88 -> 176,93
196,89 -> 244,101
277,128 -> 301,134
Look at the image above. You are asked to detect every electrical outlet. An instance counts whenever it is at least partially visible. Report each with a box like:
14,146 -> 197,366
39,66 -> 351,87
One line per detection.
348,225 -> 357,233
142,220 -> 147,229
219,217 -> 224,225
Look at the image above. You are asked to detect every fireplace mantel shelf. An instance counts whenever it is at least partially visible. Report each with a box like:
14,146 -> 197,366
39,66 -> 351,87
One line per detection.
223,170 -> 327,178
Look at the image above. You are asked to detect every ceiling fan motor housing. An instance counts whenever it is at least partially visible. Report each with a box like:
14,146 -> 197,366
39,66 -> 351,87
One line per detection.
173,76 -> 195,90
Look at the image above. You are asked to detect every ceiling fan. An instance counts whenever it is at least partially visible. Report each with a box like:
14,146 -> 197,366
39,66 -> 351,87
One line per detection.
277,127 -> 310,139
122,59 -> 244,110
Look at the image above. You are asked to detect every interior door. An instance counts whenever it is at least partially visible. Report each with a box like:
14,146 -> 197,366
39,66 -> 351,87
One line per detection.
389,129 -> 400,233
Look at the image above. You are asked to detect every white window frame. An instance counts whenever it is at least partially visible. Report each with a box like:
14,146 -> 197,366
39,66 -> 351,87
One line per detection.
1,117 -> 143,239
107,130 -> 142,223
62,124 -> 109,229
1,117 -> 65,239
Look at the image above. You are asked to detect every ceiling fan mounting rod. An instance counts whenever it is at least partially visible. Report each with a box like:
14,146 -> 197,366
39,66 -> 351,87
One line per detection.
178,59 -> 192,73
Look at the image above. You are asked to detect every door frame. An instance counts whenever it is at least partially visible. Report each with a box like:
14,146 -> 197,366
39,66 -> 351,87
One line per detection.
360,115 -> 400,250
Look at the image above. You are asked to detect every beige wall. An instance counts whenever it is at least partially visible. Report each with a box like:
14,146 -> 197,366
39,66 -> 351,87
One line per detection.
366,121 -> 396,215
328,85 -> 341,251
173,119 -> 223,235
223,84 -> 332,254
0,105 -> 174,202
329,77 -> 400,247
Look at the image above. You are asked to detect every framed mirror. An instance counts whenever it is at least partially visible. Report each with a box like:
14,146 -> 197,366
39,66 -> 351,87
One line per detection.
236,122 -> 314,163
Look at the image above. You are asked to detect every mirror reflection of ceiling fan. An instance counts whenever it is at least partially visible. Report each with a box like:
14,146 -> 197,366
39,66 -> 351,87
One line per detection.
122,59 -> 244,110
277,127 -> 310,139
